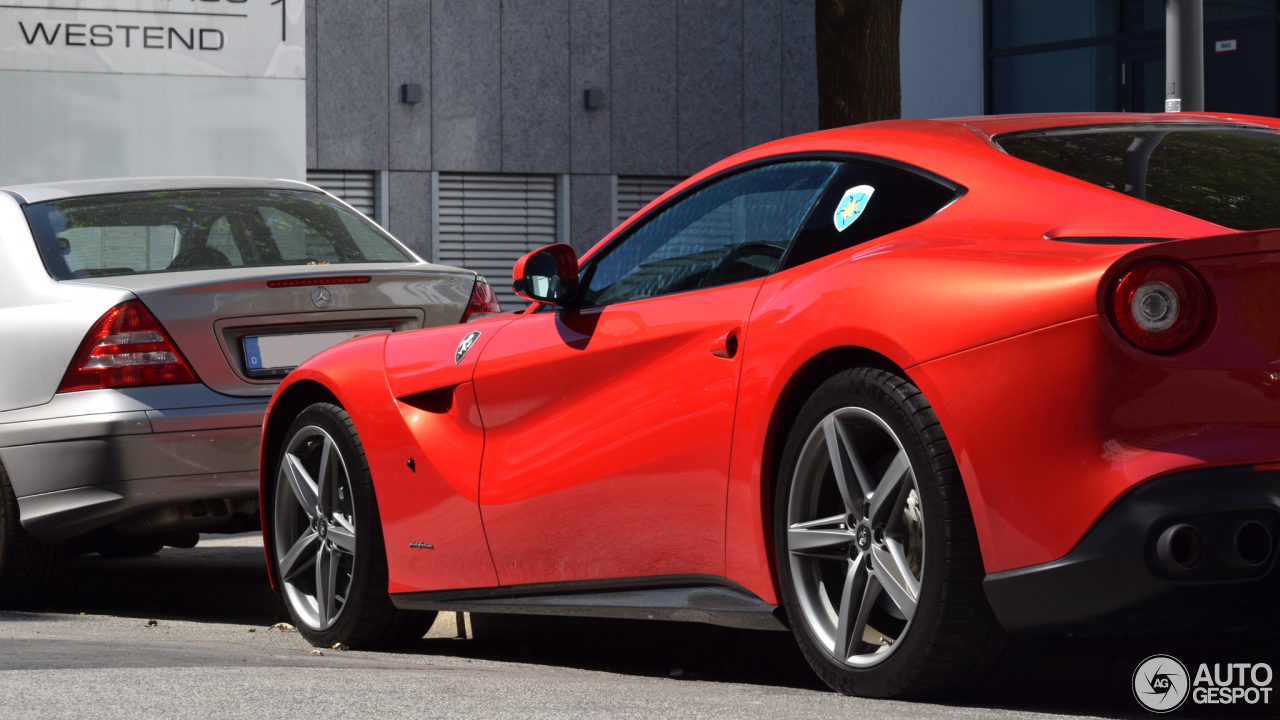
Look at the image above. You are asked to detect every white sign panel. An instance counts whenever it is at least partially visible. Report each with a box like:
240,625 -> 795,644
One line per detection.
0,0 -> 303,78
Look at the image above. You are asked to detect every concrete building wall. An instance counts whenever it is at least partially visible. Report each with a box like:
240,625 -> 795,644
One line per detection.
314,0 -> 389,170
899,0 -> 984,119
307,0 -> 818,260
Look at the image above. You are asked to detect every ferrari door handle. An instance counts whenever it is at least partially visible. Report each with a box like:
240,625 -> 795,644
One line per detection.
711,329 -> 740,359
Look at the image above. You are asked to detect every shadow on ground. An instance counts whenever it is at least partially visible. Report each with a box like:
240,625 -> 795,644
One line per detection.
40,534 -> 1280,719
45,534 -> 289,625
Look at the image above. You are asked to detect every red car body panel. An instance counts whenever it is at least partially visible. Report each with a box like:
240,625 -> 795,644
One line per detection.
472,280 -> 760,586
912,235 -> 1280,572
261,113 -> 1280,611
261,318 -> 516,594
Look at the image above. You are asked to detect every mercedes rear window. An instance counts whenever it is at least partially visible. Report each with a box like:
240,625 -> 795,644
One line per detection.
995,124 -> 1280,231
25,188 -> 411,280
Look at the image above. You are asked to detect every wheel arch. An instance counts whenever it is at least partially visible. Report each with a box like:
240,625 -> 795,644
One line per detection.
259,379 -> 341,592
757,345 -> 913,598
767,346 -> 907,500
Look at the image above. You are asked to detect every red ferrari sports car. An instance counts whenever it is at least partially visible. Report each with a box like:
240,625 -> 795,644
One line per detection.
259,112 -> 1280,698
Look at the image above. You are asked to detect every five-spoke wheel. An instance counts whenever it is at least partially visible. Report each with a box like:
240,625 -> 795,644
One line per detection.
275,424 -> 358,631
787,407 -> 924,667
776,368 -> 1010,698
273,403 -> 437,649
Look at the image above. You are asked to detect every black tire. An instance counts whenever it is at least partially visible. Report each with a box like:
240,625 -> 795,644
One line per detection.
273,402 -> 436,649
0,463 -> 61,609
774,367 -> 1017,698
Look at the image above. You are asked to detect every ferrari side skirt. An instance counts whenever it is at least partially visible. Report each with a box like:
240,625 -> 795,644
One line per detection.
984,465 -> 1280,636
390,574 -> 789,631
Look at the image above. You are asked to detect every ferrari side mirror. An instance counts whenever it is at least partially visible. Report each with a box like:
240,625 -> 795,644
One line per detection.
513,243 -> 580,305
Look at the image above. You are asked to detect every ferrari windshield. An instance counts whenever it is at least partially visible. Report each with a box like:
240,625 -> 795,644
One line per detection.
996,123 -> 1280,231
25,188 -> 411,280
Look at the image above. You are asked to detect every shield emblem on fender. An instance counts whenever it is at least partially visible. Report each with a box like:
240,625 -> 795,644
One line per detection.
455,331 -> 481,364
833,185 -> 875,232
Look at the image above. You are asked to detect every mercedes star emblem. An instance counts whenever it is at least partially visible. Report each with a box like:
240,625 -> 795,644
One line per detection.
311,286 -> 332,308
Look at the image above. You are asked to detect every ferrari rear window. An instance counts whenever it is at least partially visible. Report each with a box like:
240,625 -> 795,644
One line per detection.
25,188 -> 411,280
996,124 -> 1280,231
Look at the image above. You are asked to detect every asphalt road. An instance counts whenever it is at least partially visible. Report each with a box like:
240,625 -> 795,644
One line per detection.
0,533 -> 1274,719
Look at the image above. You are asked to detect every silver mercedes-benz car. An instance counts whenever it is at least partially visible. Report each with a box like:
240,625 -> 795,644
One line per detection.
0,177 -> 499,606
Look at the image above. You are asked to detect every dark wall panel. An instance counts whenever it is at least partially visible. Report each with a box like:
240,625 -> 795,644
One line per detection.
306,0 -> 317,168
678,0 -> 744,175
781,0 -> 817,137
315,0 -> 388,169
502,0 -> 571,173
570,173 -> 615,255
612,0 -> 679,175
743,0 -> 783,149
570,0 -> 612,173
388,171 -> 433,260
433,0 -> 502,171
389,0 -> 431,171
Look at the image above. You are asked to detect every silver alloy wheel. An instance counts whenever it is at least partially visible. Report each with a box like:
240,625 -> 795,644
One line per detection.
274,425 -> 358,631
787,407 -> 925,668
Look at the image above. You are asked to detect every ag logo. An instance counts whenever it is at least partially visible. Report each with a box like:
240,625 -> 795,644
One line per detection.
1134,654 -> 1190,713
833,185 -> 875,232
454,331 -> 481,364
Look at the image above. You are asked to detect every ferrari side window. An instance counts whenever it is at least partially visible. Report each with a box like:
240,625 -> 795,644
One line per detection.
580,161 -> 839,306
782,161 -> 959,269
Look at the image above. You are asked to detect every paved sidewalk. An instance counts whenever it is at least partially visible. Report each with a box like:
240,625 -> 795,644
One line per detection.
0,610 -> 1074,720
0,532 -> 1269,719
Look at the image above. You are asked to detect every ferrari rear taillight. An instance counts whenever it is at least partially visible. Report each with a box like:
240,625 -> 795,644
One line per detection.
58,301 -> 199,392
1109,261 -> 1207,353
461,279 -> 502,323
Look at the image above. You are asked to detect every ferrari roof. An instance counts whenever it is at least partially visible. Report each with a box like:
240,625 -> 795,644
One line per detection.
943,111 -> 1280,138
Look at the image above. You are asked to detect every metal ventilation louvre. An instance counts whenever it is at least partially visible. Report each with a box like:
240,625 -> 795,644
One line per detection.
437,173 -> 556,310
616,175 -> 684,224
306,170 -> 377,220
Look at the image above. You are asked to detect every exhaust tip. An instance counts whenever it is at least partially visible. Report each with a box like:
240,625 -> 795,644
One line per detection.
1221,519 -> 1272,569
1156,524 -> 1204,572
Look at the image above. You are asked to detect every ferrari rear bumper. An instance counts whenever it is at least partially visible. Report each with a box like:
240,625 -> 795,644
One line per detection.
983,464 -> 1280,635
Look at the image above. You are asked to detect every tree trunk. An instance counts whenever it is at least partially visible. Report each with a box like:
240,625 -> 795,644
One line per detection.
815,0 -> 904,129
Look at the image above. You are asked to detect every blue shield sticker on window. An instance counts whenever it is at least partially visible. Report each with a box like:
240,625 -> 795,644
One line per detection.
833,185 -> 875,232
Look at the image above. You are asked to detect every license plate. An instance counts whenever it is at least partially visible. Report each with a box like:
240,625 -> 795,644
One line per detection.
243,330 -> 386,374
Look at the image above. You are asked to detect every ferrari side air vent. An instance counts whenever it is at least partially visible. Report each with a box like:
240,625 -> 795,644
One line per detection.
1050,236 -> 1179,245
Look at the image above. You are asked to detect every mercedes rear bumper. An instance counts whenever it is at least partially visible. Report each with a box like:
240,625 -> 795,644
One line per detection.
0,385 -> 266,541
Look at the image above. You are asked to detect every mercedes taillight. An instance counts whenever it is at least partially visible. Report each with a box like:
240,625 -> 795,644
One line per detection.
58,300 -> 199,392
461,279 -> 503,323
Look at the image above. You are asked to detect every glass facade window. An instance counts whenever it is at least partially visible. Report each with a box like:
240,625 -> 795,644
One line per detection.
1131,58 -> 1167,113
992,46 -> 1117,114
989,0 -> 1278,116
1203,0 -> 1273,21
991,0 -> 1116,49
1122,0 -> 1166,31
1124,0 -> 1273,31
